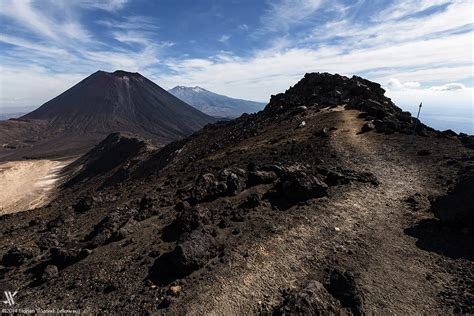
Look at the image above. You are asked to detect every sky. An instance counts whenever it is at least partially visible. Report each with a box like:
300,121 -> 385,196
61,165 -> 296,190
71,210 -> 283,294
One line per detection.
0,0 -> 473,133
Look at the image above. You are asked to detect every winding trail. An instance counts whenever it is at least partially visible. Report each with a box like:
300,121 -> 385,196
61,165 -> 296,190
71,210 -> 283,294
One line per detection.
180,107 -> 449,314
328,108 -> 447,314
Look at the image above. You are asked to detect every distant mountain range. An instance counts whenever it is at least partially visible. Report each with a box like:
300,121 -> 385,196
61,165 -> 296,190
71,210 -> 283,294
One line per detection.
168,86 -> 266,118
0,70 -> 215,160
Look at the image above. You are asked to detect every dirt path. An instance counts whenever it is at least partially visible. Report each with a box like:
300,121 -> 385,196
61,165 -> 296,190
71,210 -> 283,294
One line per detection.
329,108 -> 447,313
0,159 -> 72,215
183,107 -> 448,314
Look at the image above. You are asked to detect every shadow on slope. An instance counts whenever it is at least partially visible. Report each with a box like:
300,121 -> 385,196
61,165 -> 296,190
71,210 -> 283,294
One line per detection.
62,132 -> 156,190
405,173 -> 474,261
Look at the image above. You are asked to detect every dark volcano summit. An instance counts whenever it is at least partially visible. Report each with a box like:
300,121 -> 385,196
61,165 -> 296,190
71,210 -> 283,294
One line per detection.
0,70 -> 215,159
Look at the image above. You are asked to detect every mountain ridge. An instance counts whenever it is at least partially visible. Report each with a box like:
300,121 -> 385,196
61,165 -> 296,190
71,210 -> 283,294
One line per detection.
168,85 -> 266,118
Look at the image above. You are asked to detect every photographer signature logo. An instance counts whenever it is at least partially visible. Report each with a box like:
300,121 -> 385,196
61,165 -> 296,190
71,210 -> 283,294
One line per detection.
2,291 -> 18,306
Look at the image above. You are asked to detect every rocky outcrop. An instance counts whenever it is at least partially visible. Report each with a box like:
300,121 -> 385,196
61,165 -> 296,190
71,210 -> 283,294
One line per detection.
63,132 -> 155,189
264,72 -> 432,135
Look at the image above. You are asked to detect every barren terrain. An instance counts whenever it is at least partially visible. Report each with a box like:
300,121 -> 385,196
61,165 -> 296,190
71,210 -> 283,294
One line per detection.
0,73 -> 471,314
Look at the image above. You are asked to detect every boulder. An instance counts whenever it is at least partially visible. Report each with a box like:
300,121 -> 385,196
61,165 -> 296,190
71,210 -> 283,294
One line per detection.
168,285 -> 182,297
73,196 -> 93,213
170,232 -> 218,275
175,201 -> 191,212
218,168 -> 245,195
239,193 -> 261,209
86,211 -> 124,246
279,171 -> 328,201
139,193 -> 158,210
41,265 -> 59,282
150,232 -> 219,285
247,170 -> 278,187
417,149 -> 431,156
174,206 -> 209,237
326,269 -> 364,315
274,280 -> 341,314
191,173 -> 218,202
50,247 -> 91,268
2,246 -> 39,267
360,122 -> 375,133
324,170 -> 378,186
226,173 -> 242,196
114,219 -> 140,240
360,99 -> 386,119
191,173 -> 228,202
292,105 -> 307,114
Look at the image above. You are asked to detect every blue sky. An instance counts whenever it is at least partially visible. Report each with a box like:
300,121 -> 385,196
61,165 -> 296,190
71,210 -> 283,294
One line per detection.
0,0 -> 473,133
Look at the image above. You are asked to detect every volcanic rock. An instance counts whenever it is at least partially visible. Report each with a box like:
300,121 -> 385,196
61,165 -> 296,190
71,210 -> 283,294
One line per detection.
1,247 -> 38,267
278,171 -> 328,201
275,280 -> 341,314
41,265 -> 59,282
326,269 -> 364,315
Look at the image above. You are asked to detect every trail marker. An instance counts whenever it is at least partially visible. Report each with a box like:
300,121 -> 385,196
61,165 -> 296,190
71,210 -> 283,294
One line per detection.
411,102 -> 422,144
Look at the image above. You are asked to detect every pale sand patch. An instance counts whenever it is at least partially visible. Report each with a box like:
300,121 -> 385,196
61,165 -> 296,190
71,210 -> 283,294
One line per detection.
0,159 -> 72,215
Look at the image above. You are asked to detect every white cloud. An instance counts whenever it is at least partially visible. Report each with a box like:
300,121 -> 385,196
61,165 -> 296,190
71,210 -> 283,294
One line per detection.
0,65 -> 85,108
387,78 -> 421,90
238,24 -> 249,31
430,83 -> 466,91
387,78 -> 403,90
404,81 -> 421,89
218,35 -> 231,43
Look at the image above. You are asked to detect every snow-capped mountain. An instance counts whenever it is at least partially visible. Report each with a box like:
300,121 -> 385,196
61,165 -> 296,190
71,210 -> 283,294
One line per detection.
168,86 -> 266,118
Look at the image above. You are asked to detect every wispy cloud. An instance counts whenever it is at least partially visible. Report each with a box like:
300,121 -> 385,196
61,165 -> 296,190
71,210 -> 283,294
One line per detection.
0,0 -> 93,43
218,35 -> 231,43
372,0 -> 449,22
260,0 -> 323,33
1,1 -> 61,41
79,0 -> 129,12
97,15 -> 161,31
430,83 -> 466,91
238,24 -> 249,31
